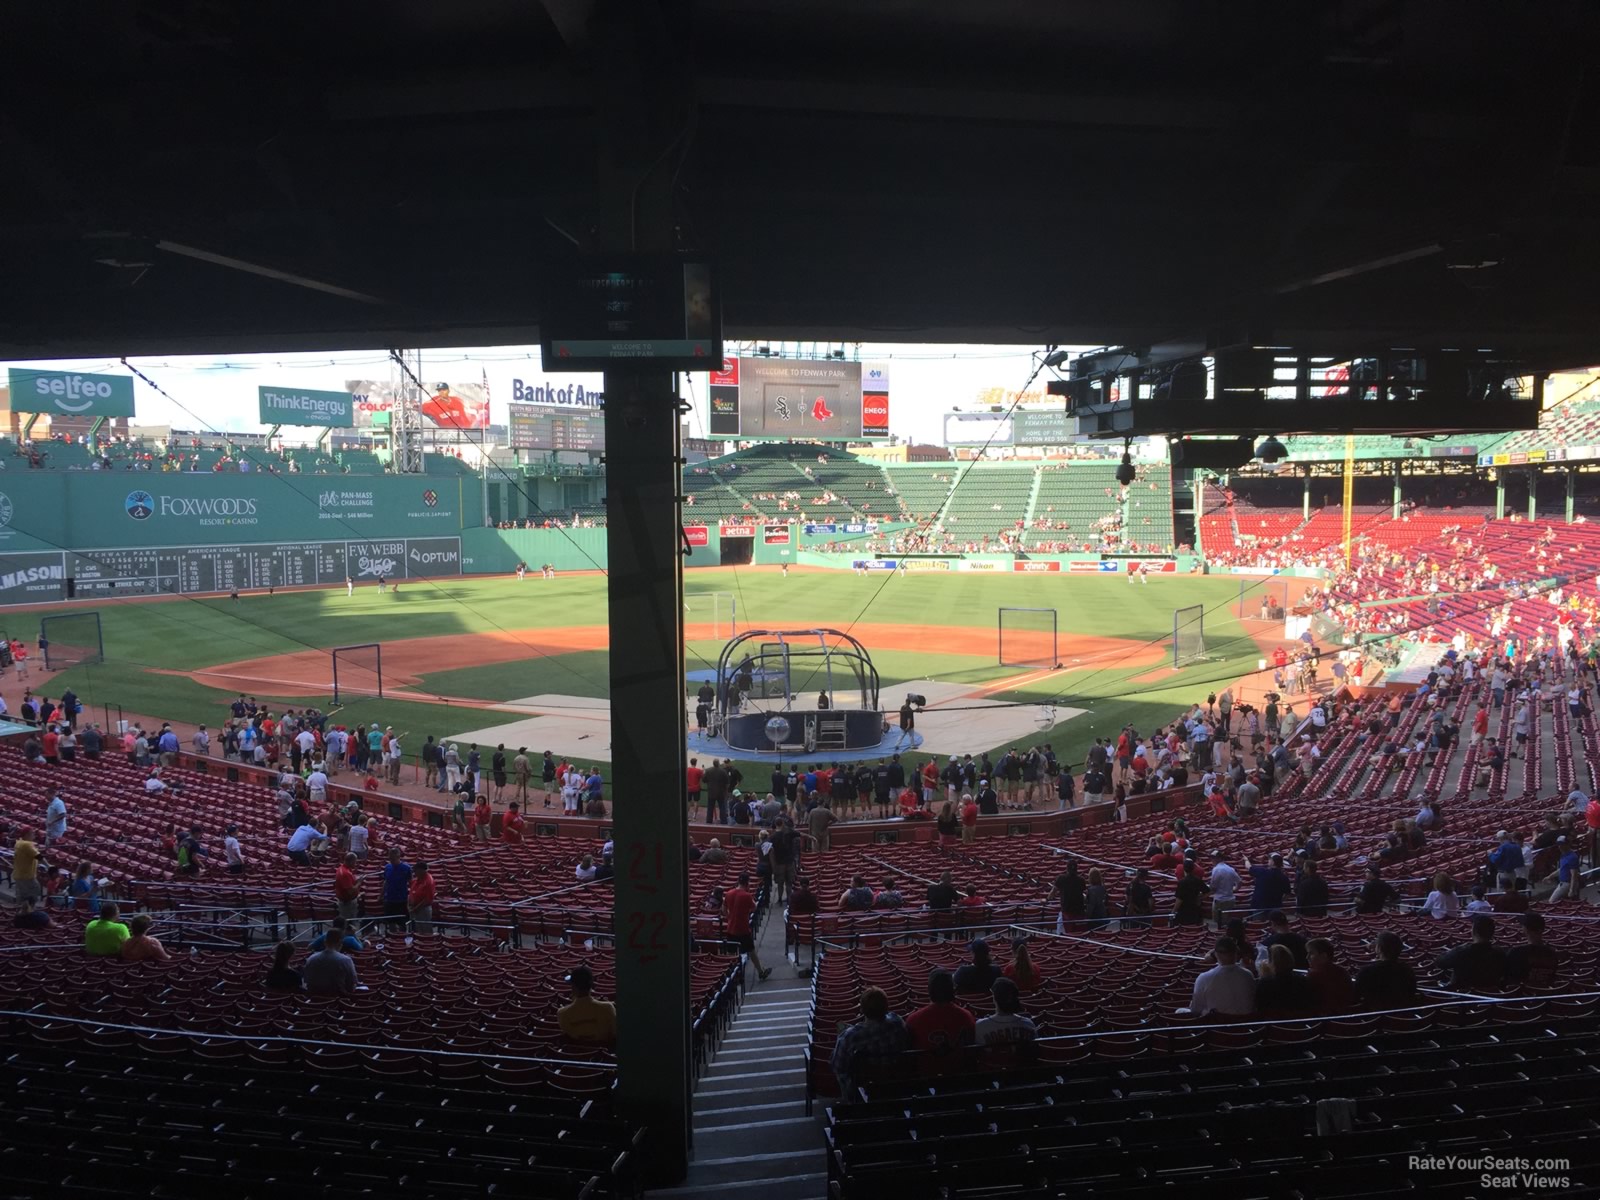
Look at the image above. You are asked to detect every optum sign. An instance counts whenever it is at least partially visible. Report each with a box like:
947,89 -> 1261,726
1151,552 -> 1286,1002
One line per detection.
8,369 -> 136,417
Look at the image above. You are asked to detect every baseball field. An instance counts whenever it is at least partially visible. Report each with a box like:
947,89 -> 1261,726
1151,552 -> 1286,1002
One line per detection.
5,567 -> 1276,781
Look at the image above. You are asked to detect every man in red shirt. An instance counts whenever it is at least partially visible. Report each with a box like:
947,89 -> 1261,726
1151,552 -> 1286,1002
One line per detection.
473,796 -> 493,842
1471,704 -> 1489,747
960,794 -> 979,844
41,726 -> 59,765
685,758 -> 703,816
723,871 -> 772,982
502,802 -> 526,844
905,969 -> 976,1059
407,860 -> 437,934
334,853 -> 361,920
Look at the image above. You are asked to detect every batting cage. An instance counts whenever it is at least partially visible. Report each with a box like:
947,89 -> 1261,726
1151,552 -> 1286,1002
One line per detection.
331,643 -> 384,706
1173,604 -> 1206,668
41,612 -> 105,670
998,607 -> 1059,669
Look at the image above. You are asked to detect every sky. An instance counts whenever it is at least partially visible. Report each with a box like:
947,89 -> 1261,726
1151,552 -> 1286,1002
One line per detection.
0,343 -> 1083,447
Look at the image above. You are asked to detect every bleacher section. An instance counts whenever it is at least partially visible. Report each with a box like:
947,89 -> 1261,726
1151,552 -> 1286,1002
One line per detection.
880,465 -> 956,523
937,463 -> 1034,539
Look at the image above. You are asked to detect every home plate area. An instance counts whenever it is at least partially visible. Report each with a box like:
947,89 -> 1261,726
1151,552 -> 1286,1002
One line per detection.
442,683 -> 1081,764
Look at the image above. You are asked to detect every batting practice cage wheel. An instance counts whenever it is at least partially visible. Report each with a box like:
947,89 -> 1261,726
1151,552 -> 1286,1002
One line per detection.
41,611 -> 104,670
714,628 -> 882,755
998,607 -> 1060,669
1173,604 -> 1207,667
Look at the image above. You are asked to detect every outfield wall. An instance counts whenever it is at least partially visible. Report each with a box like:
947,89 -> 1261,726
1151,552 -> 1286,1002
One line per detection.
0,473 -> 481,603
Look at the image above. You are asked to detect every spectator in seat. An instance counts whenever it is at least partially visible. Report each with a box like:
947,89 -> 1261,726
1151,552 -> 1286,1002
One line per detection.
1004,940 -> 1042,991
309,916 -> 364,953
1294,858 -> 1330,917
906,969 -> 976,1056
1506,912 -> 1560,988
303,936 -> 359,997
1488,830 -> 1524,889
265,941 -> 303,991
1262,911 -> 1309,968
1256,944 -> 1315,1016
407,861 -> 436,934
575,855 -> 598,883
380,847 -> 412,926
119,914 -> 170,962
1435,915 -> 1507,990
1189,936 -> 1256,1017
1306,937 -> 1355,1013
558,964 -> 617,1046
873,879 -> 904,910
975,977 -> 1038,1049
838,874 -> 875,912
13,894 -> 50,930
953,938 -> 1002,994
789,875 -> 819,915
1355,931 -> 1418,1008
699,838 -> 728,865
831,985 -> 909,1097
1492,877 -> 1531,913
84,901 -> 130,956
1419,873 -> 1460,919
925,869 -> 958,911
1356,865 -> 1398,914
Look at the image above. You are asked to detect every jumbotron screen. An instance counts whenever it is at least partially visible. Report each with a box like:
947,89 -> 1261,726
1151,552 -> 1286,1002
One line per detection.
706,357 -> 890,439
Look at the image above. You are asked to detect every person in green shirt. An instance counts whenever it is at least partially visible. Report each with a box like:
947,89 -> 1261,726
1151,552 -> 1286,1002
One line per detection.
84,901 -> 131,956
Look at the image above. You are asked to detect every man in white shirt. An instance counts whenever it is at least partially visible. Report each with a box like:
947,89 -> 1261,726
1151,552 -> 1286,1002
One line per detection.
192,725 -> 211,756
974,978 -> 1037,1048
296,727 -> 316,762
1309,704 -> 1328,731
286,823 -> 324,866
347,819 -> 371,859
307,766 -> 329,805
1189,937 -> 1257,1018
386,735 -> 403,784
224,824 -> 245,874
144,771 -> 167,794
1209,852 -> 1241,924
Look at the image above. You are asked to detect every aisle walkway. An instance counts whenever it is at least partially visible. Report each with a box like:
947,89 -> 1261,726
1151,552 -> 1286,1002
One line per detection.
646,900 -> 826,1199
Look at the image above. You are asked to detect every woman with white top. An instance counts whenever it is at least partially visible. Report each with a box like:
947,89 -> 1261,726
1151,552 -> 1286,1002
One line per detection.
1419,872 -> 1460,919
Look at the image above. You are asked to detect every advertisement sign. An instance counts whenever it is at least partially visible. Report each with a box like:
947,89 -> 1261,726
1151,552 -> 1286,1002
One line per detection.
1013,560 -> 1062,573
763,523 -> 791,545
709,358 -> 739,387
1013,409 -> 1074,445
852,559 -> 899,571
8,368 -> 136,418
346,379 -> 489,430
509,378 -> 603,407
1229,565 -> 1283,575
803,521 -> 882,535
961,560 -> 1002,571
0,552 -> 69,604
901,558 -> 952,571
719,523 -> 756,538
682,525 -> 709,548
403,536 -> 464,577
258,386 -> 355,428
1068,560 -> 1115,572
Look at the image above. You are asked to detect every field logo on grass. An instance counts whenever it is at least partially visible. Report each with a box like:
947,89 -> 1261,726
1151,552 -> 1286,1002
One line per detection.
125,490 -> 154,520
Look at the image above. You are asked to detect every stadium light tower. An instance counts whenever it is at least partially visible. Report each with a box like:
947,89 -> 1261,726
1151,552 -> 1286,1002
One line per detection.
388,348 -> 426,474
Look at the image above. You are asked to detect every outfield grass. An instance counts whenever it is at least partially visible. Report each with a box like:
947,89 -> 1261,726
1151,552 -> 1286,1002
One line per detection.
8,569 -> 1276,778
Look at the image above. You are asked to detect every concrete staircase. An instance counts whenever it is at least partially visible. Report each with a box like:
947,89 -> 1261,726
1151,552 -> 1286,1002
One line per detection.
646,903 -> 825,1199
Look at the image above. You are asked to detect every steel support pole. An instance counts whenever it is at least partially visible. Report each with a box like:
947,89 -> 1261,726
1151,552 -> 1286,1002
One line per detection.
604,373 -> 691,1181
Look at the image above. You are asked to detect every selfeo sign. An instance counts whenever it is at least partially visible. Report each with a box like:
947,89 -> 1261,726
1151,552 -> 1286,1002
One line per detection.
8,369 -> 136,417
